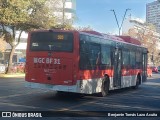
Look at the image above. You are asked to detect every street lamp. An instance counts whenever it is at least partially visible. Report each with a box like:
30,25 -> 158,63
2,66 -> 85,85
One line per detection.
110,8 -> 131,35
110,9 -> 120,35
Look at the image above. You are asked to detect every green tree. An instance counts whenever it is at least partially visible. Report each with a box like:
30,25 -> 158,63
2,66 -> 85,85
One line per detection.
0,0 -> 57,73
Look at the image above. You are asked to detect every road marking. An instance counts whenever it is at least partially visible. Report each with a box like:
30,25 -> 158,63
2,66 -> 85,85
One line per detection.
144,82 -> 160,87
56,100 -> 160,111
0,91 -> 48,99
0,102 -> 43,109
93,102 -> 160,111
55,90 -> 160,111
0,101 -> 87,111
0,102 -> 65,111
56,101 -> 97,111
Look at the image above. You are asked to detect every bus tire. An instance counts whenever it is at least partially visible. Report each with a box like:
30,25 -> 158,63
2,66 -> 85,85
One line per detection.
99,77 -> 109,97
132,75 -> 141,89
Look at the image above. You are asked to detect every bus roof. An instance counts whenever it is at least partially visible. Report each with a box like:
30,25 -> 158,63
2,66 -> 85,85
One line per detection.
81,30 -> 142,47
29,29 -> 145,48
81,30 -> 103,36
118,36 -> 141,45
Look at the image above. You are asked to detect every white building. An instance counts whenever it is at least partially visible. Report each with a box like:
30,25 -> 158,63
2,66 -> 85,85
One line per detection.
47,0 -> 76,25
122,17 -> 145,34
146,0 -> 160,32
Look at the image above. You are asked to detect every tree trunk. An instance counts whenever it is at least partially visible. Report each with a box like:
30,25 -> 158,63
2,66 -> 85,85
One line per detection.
5,46 -> 16,74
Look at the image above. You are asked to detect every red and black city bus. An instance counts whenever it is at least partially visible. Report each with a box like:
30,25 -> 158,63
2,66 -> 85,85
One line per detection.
25,29 -> 148,96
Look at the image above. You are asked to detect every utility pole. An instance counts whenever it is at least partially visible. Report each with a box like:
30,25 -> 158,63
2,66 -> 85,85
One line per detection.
110,9 -> 131,35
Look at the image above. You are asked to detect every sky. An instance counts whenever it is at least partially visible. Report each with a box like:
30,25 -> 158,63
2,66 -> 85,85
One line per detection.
74,0 -> 156,34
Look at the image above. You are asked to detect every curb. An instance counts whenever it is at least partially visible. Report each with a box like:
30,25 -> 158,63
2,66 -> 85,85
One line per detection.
0,74 -> 25,78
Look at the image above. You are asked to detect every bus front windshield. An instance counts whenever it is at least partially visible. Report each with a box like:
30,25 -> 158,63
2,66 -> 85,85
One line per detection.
30,32 -> 73,52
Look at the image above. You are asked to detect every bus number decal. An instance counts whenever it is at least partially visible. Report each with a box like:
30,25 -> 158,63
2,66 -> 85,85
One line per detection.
34,58 -> 45,63
54,58 -> 60,64
46,58 -> 53,64
33,58 -> 60,64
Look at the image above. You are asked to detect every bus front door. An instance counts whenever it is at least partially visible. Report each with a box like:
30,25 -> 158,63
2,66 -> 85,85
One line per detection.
113,49 -> 122,88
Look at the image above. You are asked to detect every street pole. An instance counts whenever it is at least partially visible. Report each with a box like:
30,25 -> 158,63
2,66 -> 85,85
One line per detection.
110,9 -> 120,35
120,8 -> 131,35
110,9 -> 131,35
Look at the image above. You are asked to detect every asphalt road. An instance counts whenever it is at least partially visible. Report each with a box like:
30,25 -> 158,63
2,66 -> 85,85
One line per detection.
0,73 -> 160,120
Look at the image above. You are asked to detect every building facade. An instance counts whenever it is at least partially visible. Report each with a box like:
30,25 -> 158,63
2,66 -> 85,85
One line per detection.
146,0 -> 160,33
47,0 -> 76,25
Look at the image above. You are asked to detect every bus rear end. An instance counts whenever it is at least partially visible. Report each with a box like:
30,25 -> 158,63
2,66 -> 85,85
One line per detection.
25,30 -> 77,92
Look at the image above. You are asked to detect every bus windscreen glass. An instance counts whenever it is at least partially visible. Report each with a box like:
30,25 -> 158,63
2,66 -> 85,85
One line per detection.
30,32 -> 73,52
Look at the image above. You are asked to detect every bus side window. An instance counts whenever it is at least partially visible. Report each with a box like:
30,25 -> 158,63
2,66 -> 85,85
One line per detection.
96,52 -> 101,65
122,50 -> 130,69
88,42 -> 101,70
100,45 -> 111,69
79,40 -> 90,70
130,51 -> 136,68
136,52 -> 142,69
79,35 -> 102,70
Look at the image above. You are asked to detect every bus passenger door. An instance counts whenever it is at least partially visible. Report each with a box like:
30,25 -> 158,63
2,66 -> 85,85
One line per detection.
142,53 -> 147,82
113,49 -> 122,88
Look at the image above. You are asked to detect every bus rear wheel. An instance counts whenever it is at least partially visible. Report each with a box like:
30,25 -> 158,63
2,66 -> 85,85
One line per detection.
99,78 -> 109,97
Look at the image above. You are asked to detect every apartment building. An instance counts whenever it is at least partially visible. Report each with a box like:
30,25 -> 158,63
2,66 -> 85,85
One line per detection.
146,0 -> 160,32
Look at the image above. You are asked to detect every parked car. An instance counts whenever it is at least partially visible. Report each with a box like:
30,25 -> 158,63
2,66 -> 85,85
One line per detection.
151,66 -> 158,73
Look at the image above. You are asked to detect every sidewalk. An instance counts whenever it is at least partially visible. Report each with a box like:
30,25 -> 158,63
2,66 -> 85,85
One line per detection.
0,73 -> 25,78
